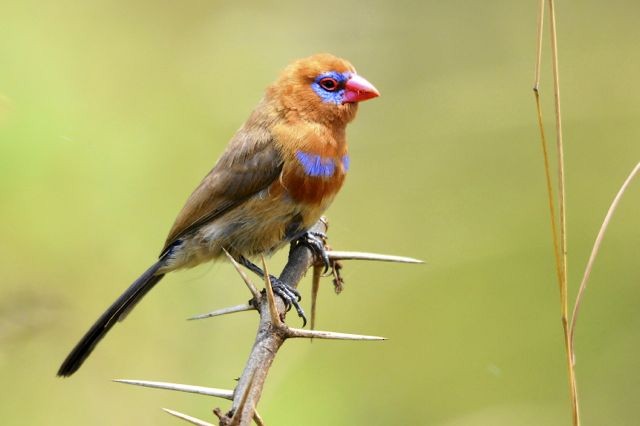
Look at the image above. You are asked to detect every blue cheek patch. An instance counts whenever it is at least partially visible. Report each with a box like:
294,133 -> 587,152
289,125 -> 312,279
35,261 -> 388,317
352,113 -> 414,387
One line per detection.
311,83 -> 344,104
296,151 -> 336,177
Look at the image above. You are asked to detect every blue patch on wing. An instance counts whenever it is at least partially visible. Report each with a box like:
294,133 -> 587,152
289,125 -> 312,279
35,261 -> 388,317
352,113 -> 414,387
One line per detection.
296,151 -> 336,177
342,154 -> 350,171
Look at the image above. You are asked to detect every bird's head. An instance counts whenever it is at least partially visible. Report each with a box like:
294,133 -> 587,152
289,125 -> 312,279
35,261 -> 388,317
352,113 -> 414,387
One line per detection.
268,53 -> 379,126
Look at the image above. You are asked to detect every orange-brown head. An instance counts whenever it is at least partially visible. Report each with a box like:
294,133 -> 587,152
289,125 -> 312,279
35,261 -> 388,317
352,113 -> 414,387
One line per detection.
266,53 -> 379,126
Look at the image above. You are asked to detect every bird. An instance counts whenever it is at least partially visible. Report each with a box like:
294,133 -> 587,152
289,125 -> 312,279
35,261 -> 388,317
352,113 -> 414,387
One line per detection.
57,53 -> 379,377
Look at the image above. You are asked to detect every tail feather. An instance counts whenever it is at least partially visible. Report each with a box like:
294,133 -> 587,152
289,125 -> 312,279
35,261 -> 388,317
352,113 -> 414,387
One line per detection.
57,260 -> 166,377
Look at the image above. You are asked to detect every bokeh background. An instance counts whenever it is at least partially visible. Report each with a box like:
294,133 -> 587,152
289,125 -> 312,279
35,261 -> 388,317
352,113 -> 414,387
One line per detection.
1,1 -> 639,424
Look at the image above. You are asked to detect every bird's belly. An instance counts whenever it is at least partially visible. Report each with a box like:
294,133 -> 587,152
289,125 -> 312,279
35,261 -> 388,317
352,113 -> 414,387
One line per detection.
166,190 -> 330,270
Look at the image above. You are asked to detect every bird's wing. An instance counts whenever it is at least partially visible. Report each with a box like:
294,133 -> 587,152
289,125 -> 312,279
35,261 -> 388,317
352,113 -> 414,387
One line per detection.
161,123 -> 283,254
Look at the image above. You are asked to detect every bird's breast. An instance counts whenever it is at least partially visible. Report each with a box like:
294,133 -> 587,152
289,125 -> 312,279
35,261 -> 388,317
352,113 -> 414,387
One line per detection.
277,150 -> 349,205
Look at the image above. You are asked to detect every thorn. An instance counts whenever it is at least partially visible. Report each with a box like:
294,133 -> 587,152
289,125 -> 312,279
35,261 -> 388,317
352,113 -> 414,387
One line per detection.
162,408 -> 214,426
114,379 -> 233,400
285,328 -> 387,341
327,250 -> 424,264
253,410 -> 266,426
260,255 -> 281,327
310,265 -> 322,331
319,215 -> 329,230
230,370 -> 257,426
223,248 -> 261,299
188,303 -> 255,320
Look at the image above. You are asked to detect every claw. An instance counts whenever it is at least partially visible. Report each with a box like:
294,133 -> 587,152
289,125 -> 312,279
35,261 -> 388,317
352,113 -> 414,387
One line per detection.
297,231 -> 331,274
237,255 -> 307,326
270,276 -> 307,326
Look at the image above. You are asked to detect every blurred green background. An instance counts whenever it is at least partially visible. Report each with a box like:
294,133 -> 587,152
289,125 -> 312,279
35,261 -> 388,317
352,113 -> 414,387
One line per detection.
1,0 -> 639,424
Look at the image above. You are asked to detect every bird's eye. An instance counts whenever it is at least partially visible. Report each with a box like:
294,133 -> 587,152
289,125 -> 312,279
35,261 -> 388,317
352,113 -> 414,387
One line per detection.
318,77 -> 339,92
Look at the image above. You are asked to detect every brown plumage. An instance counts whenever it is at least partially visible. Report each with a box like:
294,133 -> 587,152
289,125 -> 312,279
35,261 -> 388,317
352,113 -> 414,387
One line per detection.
58,53 -> 379,377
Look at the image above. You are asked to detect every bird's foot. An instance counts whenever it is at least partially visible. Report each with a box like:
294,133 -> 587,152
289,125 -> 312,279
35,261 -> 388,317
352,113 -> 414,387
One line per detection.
268,276 -> 307,326
296,231 -> 331,274
236,255 -> 307,325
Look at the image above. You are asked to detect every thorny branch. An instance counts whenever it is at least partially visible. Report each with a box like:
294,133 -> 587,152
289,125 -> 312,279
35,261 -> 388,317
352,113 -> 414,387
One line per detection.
117,218 -> 421,425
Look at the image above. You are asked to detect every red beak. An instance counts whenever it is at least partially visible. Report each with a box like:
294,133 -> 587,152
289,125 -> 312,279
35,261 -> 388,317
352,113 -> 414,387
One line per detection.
343,74 -> 380,103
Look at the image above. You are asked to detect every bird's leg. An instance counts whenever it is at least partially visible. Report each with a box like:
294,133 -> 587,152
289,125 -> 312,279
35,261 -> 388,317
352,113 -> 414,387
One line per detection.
294,231 -> 331,274
237,255 -> 307,326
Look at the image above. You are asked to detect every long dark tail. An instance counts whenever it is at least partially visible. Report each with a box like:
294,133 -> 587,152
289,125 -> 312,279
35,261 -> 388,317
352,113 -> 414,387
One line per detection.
57,260 -> 167,377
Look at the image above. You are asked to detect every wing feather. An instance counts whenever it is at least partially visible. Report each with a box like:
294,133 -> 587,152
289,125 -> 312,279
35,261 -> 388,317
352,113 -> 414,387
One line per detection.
161,110 -> 283,254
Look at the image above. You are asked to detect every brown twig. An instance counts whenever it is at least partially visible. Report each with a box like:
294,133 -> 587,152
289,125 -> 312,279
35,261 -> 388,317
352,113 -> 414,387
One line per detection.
218,220 -> 326,424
